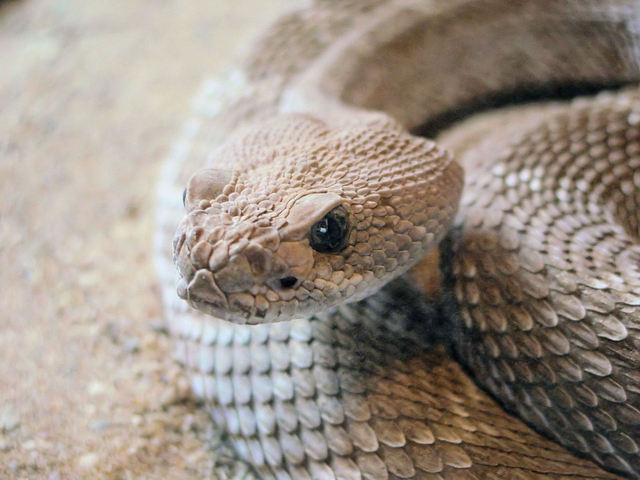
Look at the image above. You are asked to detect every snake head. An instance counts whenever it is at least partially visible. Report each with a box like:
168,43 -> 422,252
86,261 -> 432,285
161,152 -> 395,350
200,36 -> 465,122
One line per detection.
173,117 -> 463,324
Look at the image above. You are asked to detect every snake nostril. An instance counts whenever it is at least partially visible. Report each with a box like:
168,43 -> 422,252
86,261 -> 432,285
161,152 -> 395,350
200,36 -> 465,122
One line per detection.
279,276 -> 298,289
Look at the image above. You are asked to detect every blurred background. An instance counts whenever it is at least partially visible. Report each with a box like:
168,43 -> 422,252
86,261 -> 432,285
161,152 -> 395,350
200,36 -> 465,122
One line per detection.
0,1 -> 292,477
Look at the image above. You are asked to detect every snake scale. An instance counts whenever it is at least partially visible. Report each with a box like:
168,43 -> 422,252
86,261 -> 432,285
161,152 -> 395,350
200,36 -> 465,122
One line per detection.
154,1 -> 640,478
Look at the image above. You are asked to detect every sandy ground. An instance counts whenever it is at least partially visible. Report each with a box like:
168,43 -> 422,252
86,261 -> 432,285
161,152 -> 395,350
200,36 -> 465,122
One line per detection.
0,1 -> 291,478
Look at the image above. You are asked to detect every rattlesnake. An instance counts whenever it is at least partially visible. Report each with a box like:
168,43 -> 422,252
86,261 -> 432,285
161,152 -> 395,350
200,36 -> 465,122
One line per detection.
154,1 -> 640,478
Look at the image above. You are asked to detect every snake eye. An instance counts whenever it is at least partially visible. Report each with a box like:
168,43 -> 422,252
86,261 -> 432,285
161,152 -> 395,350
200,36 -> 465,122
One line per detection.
309,206 -> 349,253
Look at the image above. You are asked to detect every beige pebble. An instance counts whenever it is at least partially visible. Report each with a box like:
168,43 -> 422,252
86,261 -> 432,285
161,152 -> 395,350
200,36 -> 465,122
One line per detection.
77,452 -> 100,470
21,439 -> 37,451
87,380 -> 108,396
0,406 -> 20,432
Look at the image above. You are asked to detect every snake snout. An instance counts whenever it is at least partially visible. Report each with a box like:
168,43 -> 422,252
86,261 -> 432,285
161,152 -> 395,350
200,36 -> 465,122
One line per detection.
214,247 -> 302,293
173,206 -> 315,321
177,268 -> 228,309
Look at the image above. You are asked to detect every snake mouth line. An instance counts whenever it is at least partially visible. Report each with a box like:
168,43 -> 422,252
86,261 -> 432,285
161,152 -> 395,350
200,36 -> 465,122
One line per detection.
178,266 -> 303,312
179,272 -> 304,324
186,295 -> 254,324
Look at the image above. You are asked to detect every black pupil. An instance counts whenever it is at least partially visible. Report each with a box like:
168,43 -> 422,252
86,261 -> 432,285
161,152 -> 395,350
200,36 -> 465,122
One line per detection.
182,188 -> 187,206
309,207 -> 349,253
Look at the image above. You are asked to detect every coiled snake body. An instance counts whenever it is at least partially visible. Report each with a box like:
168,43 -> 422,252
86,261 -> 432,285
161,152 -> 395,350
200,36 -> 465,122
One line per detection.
155,1 -> 640,478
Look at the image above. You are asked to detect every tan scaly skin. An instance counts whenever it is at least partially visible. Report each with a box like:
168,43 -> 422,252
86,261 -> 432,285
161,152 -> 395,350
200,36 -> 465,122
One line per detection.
156,1 -> 640,478
174,115 -> 462,323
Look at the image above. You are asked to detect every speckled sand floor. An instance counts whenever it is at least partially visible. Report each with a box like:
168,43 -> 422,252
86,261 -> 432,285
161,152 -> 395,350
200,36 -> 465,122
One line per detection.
0,1 -> 290,478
